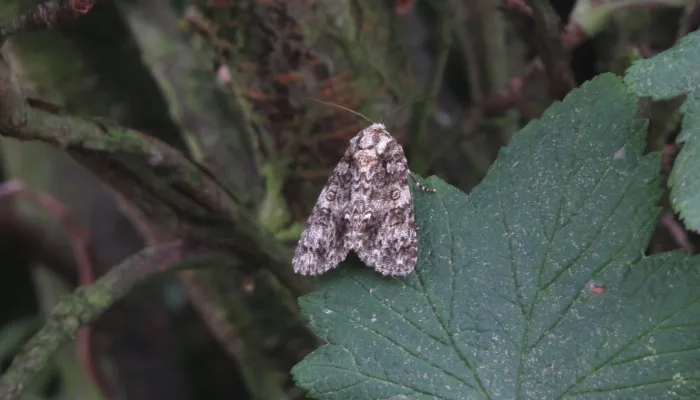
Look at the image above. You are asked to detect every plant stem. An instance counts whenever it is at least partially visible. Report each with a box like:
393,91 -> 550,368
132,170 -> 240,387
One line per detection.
0,242 -> 228,400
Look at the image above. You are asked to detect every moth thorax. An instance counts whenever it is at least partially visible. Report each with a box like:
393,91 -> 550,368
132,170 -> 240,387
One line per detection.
356,153 -> 378,169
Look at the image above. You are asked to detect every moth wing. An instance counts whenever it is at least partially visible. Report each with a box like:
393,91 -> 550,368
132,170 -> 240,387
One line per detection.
292,147 -> 354,275
354,140 -> 418,276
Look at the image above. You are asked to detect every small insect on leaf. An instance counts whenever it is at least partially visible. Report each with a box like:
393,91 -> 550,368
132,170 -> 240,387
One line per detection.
292,110 -> 434,276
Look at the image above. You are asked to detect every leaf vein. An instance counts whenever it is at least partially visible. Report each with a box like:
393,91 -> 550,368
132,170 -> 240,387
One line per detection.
349,277 -> 451,346
558,289 -> 700,398
304,300 -> 478,391
314,364 -> 456,399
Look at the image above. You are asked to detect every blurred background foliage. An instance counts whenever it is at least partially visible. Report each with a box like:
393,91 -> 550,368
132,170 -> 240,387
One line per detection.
0,0 -> 697,399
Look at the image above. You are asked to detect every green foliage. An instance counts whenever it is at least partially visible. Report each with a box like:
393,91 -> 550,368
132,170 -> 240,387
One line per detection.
292,74 -> 700,399
625,30 -> 700,231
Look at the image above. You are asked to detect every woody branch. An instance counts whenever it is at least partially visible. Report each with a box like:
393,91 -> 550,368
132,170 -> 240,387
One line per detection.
0,242 -> 229,400
0,0 -> 98,41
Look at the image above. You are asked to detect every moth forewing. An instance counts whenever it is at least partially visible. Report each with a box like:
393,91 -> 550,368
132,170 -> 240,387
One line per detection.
292,123 -> 435,276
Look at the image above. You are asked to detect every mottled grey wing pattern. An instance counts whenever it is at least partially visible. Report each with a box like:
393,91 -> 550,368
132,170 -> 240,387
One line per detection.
292,140 -> 355,275
351,138 -> 417,276
292,123 -> 422,277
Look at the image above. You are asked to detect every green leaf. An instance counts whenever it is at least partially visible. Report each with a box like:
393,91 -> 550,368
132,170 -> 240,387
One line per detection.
625,30 -> 700,231
292,74 -> 700,399
624,30 -> 700,101
668,91 -> 700,230
570,0 -> 695,38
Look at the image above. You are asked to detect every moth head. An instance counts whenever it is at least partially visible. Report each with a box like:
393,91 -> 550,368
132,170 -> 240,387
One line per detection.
368,123 -> 386,133
358,123 -> 391,151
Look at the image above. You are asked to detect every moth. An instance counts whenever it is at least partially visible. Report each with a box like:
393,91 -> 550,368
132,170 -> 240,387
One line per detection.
292,119 -> 434,276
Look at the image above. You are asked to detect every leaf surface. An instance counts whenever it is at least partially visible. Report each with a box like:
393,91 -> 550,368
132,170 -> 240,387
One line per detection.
293,74 -> 700,399
626,30 -> 700,231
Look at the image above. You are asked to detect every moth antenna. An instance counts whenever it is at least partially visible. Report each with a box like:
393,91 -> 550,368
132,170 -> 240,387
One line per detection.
380,103 -> 408,124
379,96 -> 425,124
310,97 -> 373,123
